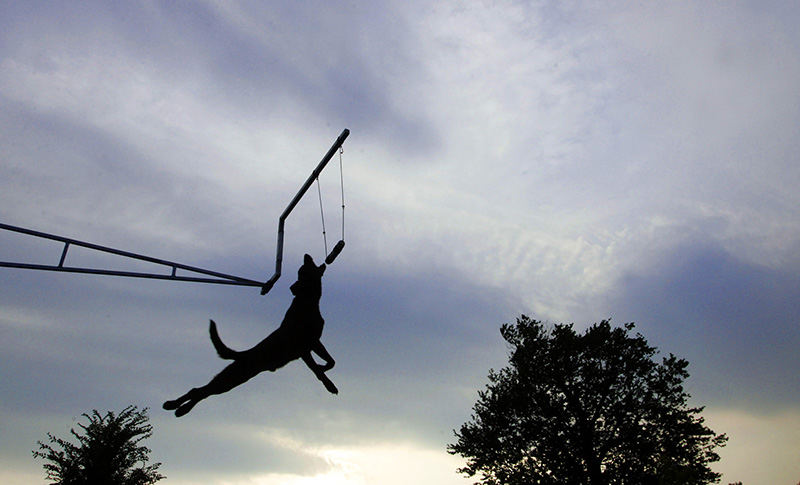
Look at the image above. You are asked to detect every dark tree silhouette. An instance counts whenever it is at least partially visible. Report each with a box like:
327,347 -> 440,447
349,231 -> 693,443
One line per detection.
33,405 -> 164,485
448,315 -> 727,485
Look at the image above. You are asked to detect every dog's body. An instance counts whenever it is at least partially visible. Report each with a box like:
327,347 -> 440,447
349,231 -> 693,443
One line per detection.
163,254 -> 337,417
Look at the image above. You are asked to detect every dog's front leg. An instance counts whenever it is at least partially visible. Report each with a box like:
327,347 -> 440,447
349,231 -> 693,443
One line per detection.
311,340 -> 335,371
302,352 -> 338,395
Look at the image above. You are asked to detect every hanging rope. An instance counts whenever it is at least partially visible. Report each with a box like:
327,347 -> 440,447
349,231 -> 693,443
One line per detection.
338,146 -> 345,240
315,145 -> 347,265
316,176 -> 328,256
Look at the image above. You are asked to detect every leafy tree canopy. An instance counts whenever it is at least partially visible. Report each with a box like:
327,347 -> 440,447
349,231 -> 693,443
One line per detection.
33,405 -> 164,485
448,315 -> 727,485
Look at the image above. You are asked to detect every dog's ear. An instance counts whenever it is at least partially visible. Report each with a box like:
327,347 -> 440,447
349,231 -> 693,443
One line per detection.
304,254 -> 314,265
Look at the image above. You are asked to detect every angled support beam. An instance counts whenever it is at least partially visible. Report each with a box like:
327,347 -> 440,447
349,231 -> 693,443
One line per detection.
261,128 -> 350,295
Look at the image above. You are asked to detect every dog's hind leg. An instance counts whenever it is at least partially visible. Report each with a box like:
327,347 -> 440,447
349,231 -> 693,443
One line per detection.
163,387 -> 203,415
173,391 -> 203,417
302,352 -> 338,395
164,360 -> 259,417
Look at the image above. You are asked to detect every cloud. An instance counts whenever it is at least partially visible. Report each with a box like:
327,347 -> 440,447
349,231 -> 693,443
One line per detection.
153,423 -> 331,480
151,0 -> 441,154
602,1 -> 800,212
614,241 -> 800,410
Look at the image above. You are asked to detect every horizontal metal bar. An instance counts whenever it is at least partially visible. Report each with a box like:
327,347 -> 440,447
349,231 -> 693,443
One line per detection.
0,261 -> 264,286
0,222 -> 264,287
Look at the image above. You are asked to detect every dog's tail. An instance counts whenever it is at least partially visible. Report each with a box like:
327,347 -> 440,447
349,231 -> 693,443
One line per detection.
209,320 -> 240,360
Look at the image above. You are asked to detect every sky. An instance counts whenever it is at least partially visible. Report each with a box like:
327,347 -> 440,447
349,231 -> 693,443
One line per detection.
1,1 -> 798,484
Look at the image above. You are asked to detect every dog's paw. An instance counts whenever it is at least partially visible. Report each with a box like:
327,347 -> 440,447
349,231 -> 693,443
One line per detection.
162,400 -> 179,411
324,381 -> 339,395
175,401 -> 196,417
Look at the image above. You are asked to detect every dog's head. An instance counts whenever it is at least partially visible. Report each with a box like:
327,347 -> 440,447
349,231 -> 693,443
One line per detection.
289,254 -> 326,297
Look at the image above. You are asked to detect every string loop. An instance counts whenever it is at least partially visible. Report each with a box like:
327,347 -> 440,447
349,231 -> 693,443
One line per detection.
338,146 -> 345,240
316,177 -> 328,255
317,146 -> 345,261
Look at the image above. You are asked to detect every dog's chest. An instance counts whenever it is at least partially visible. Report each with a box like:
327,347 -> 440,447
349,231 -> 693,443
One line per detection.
280,299 -> 324,336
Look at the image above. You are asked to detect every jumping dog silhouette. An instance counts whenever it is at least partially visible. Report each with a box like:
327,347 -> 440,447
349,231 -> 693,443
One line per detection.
163,254 -> 337,417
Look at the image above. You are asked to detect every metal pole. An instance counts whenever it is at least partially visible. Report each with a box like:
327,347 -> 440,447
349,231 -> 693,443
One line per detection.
0,222 -> 264,286
261,128 -> 349,294
0,261 -> 264,286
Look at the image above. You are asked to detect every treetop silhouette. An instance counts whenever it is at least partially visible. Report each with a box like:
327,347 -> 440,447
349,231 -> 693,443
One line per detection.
449,315 -> 727,485
33,405 -> 164,485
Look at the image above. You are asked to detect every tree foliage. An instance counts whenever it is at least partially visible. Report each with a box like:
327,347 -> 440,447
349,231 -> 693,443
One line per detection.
448,316 -> 727,485
33,405 -> 164,485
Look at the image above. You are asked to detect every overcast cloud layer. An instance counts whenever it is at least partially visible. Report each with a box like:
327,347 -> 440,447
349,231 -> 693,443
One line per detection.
2,2 -> 799,484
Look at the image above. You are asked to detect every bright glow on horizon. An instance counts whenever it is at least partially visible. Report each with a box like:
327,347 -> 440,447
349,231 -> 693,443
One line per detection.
706,408 -> 800,485
166,442 -> 472,485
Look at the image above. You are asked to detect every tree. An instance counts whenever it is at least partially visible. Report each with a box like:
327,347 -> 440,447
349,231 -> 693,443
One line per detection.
33,405 -> 164,485
448,315 -> 727,485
